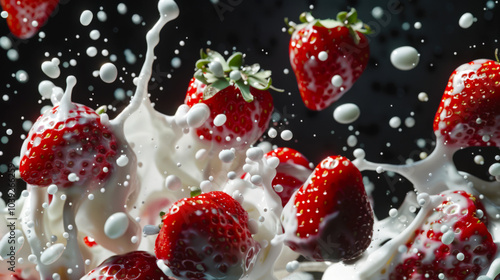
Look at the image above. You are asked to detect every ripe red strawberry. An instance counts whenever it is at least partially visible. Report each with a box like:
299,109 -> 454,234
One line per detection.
264,147 -> 312,207
81,251 -> 171,280
288,9 -> 371,111
19,102 -> 118,187
155,191 -> 260,280
389,191 -> 496,280
0,0 -> 59,39
281,155 -> 373,262
184,49 -> 274,149
433,59 -> 500,148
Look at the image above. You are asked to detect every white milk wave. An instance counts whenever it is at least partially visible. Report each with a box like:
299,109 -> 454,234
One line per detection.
1,1 -> 500,280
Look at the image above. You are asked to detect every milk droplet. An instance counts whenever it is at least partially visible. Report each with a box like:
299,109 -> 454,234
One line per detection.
40,243 -> 65,265
268,128 -> 278,138
104,212 -> 129,239
441,230 -> 455,245
158,0 -> 180,19
80,10 -> 93,26
489,163 -> 500,176
457,252 -> 465,261
89,30 -> 101,40
405,117 -> 415,128
286,260 -> 300,272
347,135 -> 357,147
333,103 -> 360,124
318,51 -> 328,61
474,155 -> 485,165
389,208 -> 398,217
213,114 -> 227,126
47,184 -> 58,195
187,104 -> 210,128
117,3 -> 128,14
195,149 -> 208,160
371,7 -> 384,19
100,63 -> 118,83
116,155 -> 129,167
390,46 -> 420,70
331,75 -> 343,87
0,36 -> 12,49
219,149 -> 235,163
459,13 -> 474,29
389,116 -> 402,128
418,92 -> 428,102
68,173 -> 79,182
246,147 -> 264,161
86,46 -> 98,57
41,58 -> 61,79
165,175 -> 182,191
15,70 -> 29,83
281,130 -> 293,141
171,57 -> 181,68
38,80 -> 57,99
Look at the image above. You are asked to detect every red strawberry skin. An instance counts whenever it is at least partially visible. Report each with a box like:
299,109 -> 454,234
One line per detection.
155,191 -> 260,280
19,103 -> 118,187
81,251 -> 171,280
264,147 -> 312,207
185,78 -> 273,148
289,24 -> 369,111
389,191 -> 496,280
433,59 -> 500,148
0,0 -> 59,39
282,155 -> 373,262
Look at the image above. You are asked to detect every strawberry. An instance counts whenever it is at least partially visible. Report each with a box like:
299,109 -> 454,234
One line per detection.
288,9 -> 371,111
433,59 -> 500,148
0,0 -> 59,39
184,49 -> 274,149
81,251 -> 171,280
263,147 -> 312,207
155,191 -> 260,280
19,102 -> 118,187
281,155 -> 373,262
389,190 -> 496,280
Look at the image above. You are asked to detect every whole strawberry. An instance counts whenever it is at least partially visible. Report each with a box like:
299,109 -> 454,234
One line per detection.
434,59 -> 500,148
264,147 -> 312,207
81,251 -> 171,280
288,9 -> 371,111
389,191 -> 496,280
155,191 -> 260,280
281,155 -> 373,262
184,49 -> 274,149
19,102 -> 118,187
0,0 -> 59,39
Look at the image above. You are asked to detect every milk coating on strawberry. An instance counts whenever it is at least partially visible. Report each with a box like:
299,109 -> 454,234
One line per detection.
155,191 -> 260,280
388,191 -> 497,280
288,9 -> 371,111
434,59 -> 500,148
0,0 -> 59,39
281,155 -> 374,262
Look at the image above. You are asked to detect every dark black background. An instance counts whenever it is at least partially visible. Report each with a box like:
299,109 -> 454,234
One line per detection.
1,0 -> 499,218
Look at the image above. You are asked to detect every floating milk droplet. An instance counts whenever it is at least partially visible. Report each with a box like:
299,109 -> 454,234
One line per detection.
390,46 -> 420,70
414,22 -> 422,29
389,208 -> 398,217
474,155 -> 485,165
246,147 -> 264,161
40,243 -> 65,265
171,57 -> 181,68
100,63 -> 118,83
117,3 -> 128,14
15,70 -> 28,83
347,135 -> 357,147
7,49 -> 19,61
459,13 -> 474,29
89,30 -> 101,40
405,117 -> 415,128
116,155 -> 129,167
286,260 -> 300,272
331,75 -> 343,87
41,58 -> 60,79
389,117 -> 402,128
80,10 -> 93,26
219,149 -> 235,163
187,104 -> 210,128
47,184 -> 58,195
268,128 -> 278,138
441,230 -> 455,245
333,103 -> 360,124
418,92 -> 428,102
165,175 -> 182,191
0,36 -> 12,49
213,114 -> 227,126
489,163 -> 500,176
456,252 -> 465,261
281,130 -> 293,141
97,11 -> 107,22
68,173 -> 79,182
158,0 -> 180,19
371,6 -> 384,19
318,51 -> 328,61
104,212 -> 129,239
38,80 -> 57,99
86,46 -> 98,57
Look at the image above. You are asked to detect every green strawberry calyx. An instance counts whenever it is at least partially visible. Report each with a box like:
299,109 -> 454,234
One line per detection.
194,49 -> 281,102
286,8 -> 372,45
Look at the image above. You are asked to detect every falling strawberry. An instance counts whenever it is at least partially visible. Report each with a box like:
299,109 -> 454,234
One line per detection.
155,191 -> 260,280
81,251 -> 171,280
184,49 -> 274,149
389,190 -> 496,280
433,58 -> 500,148
281,155 -> 373,262
19,102 -> 118,187
0,0 -> 59,39
288,9 -> 371,111
263,147 -> 312,207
